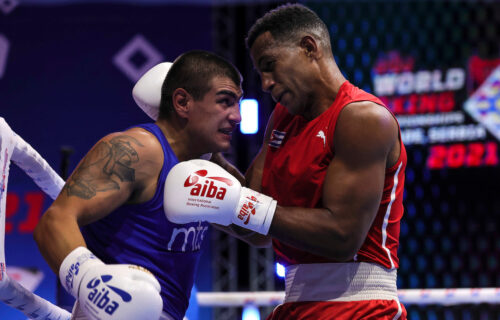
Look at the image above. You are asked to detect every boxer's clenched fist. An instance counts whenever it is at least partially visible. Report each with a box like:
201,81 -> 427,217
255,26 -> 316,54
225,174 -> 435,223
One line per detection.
59,247 -> 162,320
164,159 -> 277,235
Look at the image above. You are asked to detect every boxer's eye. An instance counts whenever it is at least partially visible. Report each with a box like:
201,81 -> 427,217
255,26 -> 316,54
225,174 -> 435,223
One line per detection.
218,98 -> 236,107
261,60 -> 275,72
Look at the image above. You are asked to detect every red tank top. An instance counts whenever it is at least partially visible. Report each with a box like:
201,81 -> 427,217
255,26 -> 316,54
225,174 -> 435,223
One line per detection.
262,81 -> 407,269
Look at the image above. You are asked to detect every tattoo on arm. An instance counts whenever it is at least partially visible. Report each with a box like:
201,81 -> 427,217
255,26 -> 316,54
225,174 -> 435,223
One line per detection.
64,135 -> 144,199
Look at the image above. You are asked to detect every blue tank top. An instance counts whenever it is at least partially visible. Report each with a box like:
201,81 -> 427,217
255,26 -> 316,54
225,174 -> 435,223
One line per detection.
81,123 -> 209,320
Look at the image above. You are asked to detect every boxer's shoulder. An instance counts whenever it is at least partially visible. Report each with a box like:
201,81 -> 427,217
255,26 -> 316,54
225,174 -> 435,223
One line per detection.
90,129 -> 163,185
111,128 -> 164,203
123,127 -> 163,149
102,127 -> 163,160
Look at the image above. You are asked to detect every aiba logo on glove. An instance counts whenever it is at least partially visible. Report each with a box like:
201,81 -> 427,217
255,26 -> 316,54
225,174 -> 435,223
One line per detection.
85,275 -> 132,315
238,196 -> 258,224
184,169 -> 233,200
65,262 -> 80,292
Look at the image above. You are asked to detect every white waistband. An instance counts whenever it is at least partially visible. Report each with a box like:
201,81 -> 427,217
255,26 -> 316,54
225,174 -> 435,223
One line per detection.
284,262 -> 398,303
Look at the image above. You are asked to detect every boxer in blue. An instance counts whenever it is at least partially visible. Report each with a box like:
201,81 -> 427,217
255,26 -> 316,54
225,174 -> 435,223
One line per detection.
34,50 -> 245,320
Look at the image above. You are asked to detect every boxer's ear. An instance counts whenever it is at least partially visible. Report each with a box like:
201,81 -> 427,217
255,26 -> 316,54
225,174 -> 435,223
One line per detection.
172,88 -> 192,119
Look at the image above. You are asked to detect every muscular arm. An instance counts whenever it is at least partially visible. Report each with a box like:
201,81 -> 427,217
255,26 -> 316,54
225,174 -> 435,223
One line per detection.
269,102 -> 400,260
34,129 -> 162,273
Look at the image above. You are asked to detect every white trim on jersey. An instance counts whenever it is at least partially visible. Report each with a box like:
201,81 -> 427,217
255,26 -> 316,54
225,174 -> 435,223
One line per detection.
381,162 -> 403,270
392,298 -> 404,320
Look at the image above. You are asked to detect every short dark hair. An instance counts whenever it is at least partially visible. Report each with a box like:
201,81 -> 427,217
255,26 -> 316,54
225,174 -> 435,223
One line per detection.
159,50 -> 242,119
246,3 -> 331,52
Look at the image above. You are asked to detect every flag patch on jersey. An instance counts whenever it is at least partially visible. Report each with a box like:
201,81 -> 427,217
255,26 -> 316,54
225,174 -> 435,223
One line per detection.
269,130 -> 286,148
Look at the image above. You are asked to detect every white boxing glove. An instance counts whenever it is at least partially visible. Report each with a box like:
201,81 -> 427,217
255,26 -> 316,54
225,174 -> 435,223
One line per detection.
59,247 -> 162,320
132,62 -> 172,121
164,159 -> 277,235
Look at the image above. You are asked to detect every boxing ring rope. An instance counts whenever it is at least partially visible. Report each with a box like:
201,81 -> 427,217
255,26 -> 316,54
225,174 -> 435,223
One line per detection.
1,115 -> 500,319
196,288 -> 500,307
0,117 -> 70,319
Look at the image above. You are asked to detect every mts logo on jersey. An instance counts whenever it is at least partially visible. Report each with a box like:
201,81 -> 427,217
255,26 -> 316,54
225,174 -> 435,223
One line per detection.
238,195 -> 258,224
184,169 -> 233,200
85,275 -> 132,315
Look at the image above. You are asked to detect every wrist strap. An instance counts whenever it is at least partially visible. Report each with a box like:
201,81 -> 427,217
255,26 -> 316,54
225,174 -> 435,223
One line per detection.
59,246 -> 104,298
261,199 -> 277,235
234,187 -> 277,235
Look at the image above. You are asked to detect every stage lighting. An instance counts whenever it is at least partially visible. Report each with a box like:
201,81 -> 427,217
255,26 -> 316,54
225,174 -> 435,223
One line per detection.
240,99 -> 259,134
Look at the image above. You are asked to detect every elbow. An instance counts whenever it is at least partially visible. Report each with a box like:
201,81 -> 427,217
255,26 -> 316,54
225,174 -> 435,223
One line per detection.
33,209 -> 51,246
33,207 -> 63,247
335,250 -> 358,262
319,231 -> 363,262
325,246 -> 357,262
336,238 -> 365,262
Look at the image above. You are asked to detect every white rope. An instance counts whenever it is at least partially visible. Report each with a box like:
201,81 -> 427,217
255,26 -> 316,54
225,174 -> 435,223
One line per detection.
0,117 -> 70,319
398,288 -> 500,305
11,132 -> 64,200
0,274 -> 71,319
197,288 -> 500,307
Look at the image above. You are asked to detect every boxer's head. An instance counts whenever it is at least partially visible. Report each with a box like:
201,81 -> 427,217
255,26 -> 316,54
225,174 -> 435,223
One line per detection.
159,50 -> 242,119
246,4 -> 331,54
160,50 -> 243,154
246,4 -> 334,116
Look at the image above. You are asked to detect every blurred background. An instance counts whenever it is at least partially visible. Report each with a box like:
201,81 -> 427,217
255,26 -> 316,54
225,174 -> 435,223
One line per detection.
1,0 -> 500,319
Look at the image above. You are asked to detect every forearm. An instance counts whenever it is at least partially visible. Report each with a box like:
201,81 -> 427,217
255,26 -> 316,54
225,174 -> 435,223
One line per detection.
269,206 -> 362,261
34,208 -> 86,274
213,223 -> 272,247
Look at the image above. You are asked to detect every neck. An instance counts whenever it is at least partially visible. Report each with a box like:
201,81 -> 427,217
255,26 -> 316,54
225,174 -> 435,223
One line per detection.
304,60 -> 346,120
155,117 -> 203,161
